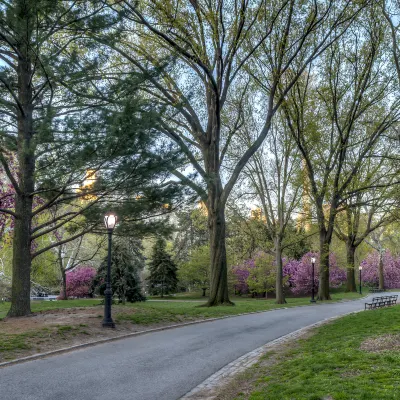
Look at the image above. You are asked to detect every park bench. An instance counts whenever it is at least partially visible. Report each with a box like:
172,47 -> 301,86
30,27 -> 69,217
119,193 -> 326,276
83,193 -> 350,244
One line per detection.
365,295 -> 398,310
370,287 -> 385,293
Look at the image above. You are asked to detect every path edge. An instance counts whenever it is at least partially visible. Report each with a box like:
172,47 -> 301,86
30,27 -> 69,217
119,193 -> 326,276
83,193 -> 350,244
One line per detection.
0,294 -> 369,369
180,309 -> 365,399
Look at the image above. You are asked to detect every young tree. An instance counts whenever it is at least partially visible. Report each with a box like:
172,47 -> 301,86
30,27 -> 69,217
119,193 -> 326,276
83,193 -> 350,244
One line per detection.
236,115 -> 303,303
148,238 -> 178,297
104,0 -> 364,306
178,245 -> 210,296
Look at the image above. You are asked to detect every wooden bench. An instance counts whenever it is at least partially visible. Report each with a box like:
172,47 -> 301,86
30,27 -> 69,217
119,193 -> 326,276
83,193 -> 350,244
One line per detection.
365,295 -> 398,310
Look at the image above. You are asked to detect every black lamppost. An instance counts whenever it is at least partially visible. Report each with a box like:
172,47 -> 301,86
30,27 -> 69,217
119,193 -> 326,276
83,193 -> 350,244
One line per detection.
103,212 -> 117,328
359,265 -> 362,295
310,256 -> 316,303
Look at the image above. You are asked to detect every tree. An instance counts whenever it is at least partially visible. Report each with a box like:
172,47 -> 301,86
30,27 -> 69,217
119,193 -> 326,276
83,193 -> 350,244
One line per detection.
237,115 -> 303,303
148,238 -> 178,297
93,238 -> 146,304
282,13 -> 400,299
0,0 -> 117,316
53,233 -> 105,300
246,253 -> 277,298
334,181 -> 396,292
178,245 -> 210,296
0,0 -> 183,316
283,252 -> 346,295
104,0 -> 364,306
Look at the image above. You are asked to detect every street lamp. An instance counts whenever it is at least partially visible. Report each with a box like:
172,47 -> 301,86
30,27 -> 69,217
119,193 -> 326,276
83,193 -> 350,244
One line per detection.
359,265 -> 362,295
310,256 -> 316,303
103,212 -> 117,328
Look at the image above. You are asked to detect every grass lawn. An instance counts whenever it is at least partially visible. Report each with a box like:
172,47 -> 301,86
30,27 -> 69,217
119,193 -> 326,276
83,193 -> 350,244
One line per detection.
220,305 -> 400,400
0,290 -> 366,362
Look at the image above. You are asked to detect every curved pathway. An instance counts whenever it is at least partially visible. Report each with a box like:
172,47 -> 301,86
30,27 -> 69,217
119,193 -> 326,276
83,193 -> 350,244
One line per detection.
0,293 -> 392,400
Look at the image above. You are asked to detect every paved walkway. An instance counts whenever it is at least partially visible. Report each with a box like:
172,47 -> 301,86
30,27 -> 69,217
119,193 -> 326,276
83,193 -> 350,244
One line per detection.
0,293 -> 391,400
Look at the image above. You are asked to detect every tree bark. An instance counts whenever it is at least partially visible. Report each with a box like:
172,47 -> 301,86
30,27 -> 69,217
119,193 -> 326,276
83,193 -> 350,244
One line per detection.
207,206 -> 232,306
379,250 -> 385,290
317,230 -> 331,300
345,242 -> 357,292
275,239 -> 286,304
8,27 -> 35,317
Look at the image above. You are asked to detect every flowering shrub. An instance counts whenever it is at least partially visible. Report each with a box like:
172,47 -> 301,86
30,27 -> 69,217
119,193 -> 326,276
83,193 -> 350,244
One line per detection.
360,251 -> 400,288
232,258 -> 256,294
233,251 -> 346,295
62,266 -> 97,298
284,252 -> 346,295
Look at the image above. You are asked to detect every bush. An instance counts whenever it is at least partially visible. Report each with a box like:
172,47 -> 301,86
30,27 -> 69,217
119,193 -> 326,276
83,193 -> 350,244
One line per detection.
360,250 -> 400,288
63,266 -> 96,298
233,251 -> 346,295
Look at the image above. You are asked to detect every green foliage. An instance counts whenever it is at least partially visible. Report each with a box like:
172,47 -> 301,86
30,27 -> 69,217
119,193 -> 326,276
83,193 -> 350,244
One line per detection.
178,245 -> 210,291
148,238 -> 178,296
93,239 -> 146,303
246,253 -> 278,296
173,208 -> 209,264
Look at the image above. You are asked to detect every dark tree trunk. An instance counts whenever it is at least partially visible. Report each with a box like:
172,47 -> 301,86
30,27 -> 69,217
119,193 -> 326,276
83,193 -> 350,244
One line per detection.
317,230 -> 331,300
379,250 -> 385,290
275,239 -> 286,304
8,31 -> 35,317
207,206 -> 232,306
345,242 -> 357,292
8,195 -> 33,316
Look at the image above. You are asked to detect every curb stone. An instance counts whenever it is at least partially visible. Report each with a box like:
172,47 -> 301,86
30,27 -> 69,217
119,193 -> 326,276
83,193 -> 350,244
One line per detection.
180,309 -> 365,399
0,294 -> 370,369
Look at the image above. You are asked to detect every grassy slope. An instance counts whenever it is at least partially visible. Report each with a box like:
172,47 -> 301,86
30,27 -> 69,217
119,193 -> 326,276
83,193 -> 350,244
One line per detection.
233,306 -> 400,400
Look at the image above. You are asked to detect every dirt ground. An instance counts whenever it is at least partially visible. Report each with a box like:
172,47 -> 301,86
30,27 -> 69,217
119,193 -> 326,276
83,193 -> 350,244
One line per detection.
0,307 -> 180,363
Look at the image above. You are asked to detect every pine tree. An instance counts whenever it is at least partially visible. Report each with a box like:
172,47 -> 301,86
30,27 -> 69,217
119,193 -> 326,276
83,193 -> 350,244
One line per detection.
93,239 -> 146,304
148,238 -> 178,297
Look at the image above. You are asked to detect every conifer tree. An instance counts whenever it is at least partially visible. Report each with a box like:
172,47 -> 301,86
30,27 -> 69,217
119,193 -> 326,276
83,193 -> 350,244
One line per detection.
148,238 -> 178,297
93,239 -> 146,304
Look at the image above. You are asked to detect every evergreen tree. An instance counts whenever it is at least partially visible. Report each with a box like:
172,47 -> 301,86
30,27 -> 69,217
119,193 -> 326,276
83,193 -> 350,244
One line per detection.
148,238 -> 178,297
93,239 -> 146,304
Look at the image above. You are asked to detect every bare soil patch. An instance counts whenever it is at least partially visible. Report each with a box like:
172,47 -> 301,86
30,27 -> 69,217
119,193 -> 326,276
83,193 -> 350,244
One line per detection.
360,333 -> 400,353
0,306 -> 192,363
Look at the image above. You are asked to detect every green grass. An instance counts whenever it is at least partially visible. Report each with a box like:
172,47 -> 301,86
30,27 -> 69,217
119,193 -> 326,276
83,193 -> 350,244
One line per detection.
116,291 -> 366,325
236,306 -> 400,400
0,291 -> 366,322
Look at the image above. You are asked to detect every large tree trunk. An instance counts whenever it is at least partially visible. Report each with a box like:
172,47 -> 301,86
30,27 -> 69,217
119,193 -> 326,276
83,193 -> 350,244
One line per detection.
318,230 -> 331,300
379,250 -> 385,290
8,36 -> 35,317
8,195 -> 33,316
345,242 -> 357,292
207,206 -> 232,306
275,239 -> 286,304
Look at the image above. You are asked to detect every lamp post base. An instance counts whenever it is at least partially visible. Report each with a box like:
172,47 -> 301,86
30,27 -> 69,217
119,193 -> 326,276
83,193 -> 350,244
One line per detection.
102,319 -> 115,328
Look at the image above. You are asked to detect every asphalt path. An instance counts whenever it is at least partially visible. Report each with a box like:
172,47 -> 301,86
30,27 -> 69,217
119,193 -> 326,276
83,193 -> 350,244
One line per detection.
0,293 -> 394,400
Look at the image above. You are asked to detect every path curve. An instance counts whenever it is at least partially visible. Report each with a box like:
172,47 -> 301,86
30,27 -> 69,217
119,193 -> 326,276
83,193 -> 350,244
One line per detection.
0,293 -> 391,400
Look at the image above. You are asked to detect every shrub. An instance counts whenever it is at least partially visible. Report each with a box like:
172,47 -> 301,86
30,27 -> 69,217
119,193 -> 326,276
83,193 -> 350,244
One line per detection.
64,266 -> 96,298
360,250 -> 400,288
